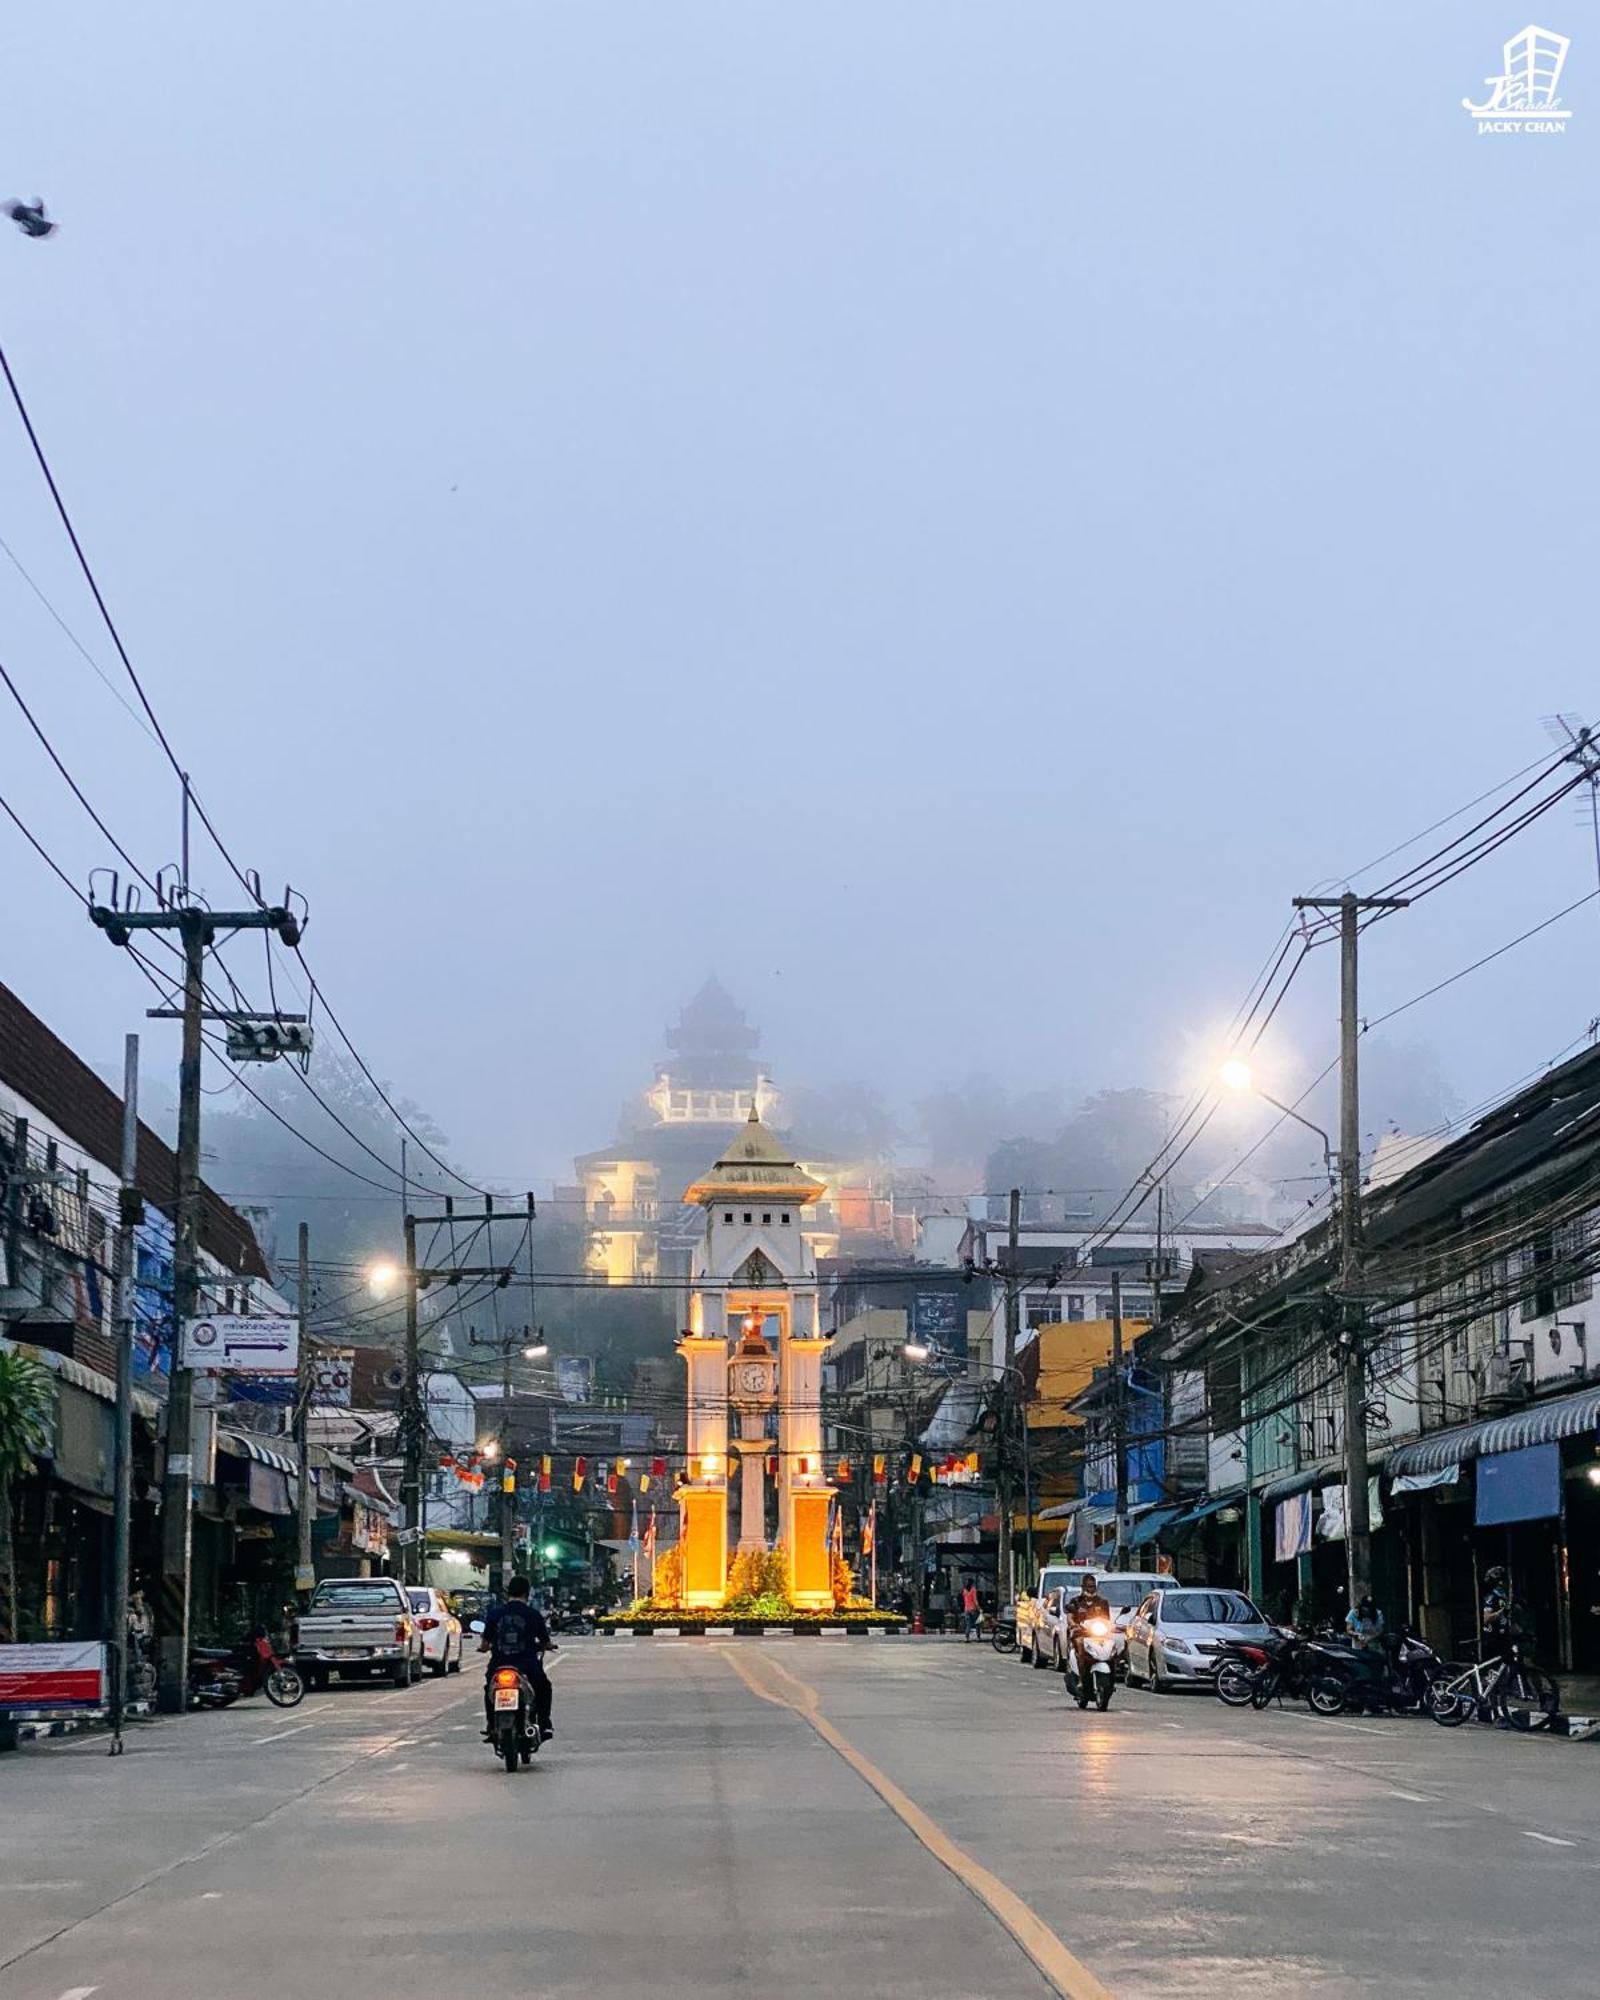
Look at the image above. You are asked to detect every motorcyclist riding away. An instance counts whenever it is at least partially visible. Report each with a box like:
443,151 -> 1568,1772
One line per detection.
480,1577 -> 555,1741
1064,1573 -> 1113,1686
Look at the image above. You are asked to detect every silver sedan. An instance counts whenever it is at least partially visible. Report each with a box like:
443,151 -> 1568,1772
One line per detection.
1125,1588 -> 1273,1689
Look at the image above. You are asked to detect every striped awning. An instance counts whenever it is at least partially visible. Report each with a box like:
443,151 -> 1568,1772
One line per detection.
1386,1385 -> 1600,1478
1,1335 -> 161,1422
218,1429 -> 298,1477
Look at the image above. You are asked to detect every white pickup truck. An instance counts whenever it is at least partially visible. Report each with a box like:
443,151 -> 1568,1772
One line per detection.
295,1577 -> 422,1690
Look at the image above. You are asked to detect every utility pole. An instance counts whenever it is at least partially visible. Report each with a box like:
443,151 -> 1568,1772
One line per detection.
109,1034 -> 141,1752
404,1184 -> 540,1592
294,1222 -> 314,1597
90,890 -> 302,1713
997,1187 -> 1021,1603
1293,888 -> 1409,1608
401,1210 -> 422,1586
1111,1269 -> 1130,1571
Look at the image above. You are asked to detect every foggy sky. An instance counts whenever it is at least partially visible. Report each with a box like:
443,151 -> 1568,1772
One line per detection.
4,4 -> 1596,1194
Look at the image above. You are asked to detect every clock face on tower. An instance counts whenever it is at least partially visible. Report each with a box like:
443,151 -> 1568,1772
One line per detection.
736,1361 -> 770,1395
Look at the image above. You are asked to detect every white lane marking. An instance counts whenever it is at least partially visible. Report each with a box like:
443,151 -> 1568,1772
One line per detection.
0,1883 -> 84,1893
1523,1831 -> 1576,1847
199,1892 -> 223,1900
1389,1790 -> 1431,1803
247,1721 -> 319,1745
56,1987 -> 98,1998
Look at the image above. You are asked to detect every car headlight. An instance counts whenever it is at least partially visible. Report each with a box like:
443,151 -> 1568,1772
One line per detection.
1163,1638 -> 1194,1655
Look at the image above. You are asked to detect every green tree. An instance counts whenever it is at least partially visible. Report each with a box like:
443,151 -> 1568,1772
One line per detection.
0,1348 -> 52,1644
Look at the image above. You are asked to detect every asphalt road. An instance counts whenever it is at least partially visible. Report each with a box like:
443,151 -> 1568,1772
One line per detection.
1,1637 -> 1596,1999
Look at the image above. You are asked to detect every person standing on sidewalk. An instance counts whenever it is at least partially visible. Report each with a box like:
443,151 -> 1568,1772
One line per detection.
961,1578 -> 981,1641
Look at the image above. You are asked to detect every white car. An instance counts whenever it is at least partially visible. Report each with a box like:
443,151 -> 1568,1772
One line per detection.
1031,1570 -> 1178,1671
1125,1587 -> 1273,1689
408,1588 -> 464,1676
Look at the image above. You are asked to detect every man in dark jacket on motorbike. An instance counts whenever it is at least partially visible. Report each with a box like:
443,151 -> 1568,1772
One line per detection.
1063,1573 -> 1113,1688
480,1577 -> 555,1740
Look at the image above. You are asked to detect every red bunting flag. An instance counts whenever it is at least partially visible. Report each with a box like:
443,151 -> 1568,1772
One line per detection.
873,1454 -> 886,1485
908,1453 -> 923,1481
861,1510 -> 875,1555
607,1472 -> 618,1494
765,1454 -> 778,1479
651,1457 -> 666,1479
572,1454 -> 588,1492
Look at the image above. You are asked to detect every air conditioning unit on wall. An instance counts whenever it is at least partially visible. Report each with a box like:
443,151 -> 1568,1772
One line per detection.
1477,1351 -> 1531,1409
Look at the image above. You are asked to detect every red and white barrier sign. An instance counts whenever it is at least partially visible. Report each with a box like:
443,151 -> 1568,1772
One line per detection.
0,1641 -> 107,1709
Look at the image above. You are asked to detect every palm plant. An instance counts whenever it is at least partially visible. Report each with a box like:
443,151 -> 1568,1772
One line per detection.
0,1347 -> 52,1645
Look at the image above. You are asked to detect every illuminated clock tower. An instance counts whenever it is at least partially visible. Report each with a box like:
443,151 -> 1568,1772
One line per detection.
679,1107 -> 831,1607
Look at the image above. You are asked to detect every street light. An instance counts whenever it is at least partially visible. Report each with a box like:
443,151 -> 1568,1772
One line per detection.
1218,1059 -> 1337,1187
366,1259 -> 399,1295
523,1341 -> 549,1360
902,1339 -> 931,1363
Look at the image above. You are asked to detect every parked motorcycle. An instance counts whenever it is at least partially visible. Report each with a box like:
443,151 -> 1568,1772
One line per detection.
1064,1615 -> 1124,1711
1214,1635 -> 1280,1706
1332,1630 -> 1447,1715
1246,1633 -> 1348,1715
488,1665 -> 543,1772
990,1606 -> 1019,1656
190,1630 -> 305,1710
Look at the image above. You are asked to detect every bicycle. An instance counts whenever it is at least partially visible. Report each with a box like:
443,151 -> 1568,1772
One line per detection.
1427,1641 -> 1559,1731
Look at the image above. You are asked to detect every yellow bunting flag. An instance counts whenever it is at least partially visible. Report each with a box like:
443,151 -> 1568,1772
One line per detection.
908,1453 -> 923,1481
873,1454 -> 886,1484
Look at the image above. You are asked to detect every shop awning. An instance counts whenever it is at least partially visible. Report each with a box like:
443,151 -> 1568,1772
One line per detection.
1171,1493 -> 1237,1525
1037,1498 -> 1089,1523
1128,1506 -> 1183,1547
1386,1384 -> 1600,1478
218,1430 -> 297,1477
1390,1465 -> 1460,1495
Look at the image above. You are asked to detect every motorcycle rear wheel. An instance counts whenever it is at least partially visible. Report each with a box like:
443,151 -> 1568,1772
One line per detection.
990,1624 -> 1017,1656
1308,1677 -> 1346,1717
1215,1662 -> 1256,1707
500,1729 -> 520,1773
265,1667 -> 305,1708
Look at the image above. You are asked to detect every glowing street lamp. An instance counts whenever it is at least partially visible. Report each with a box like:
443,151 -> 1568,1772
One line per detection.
522,1341 -> 549,1360
366,1259 -> 399,1295
1218,1059 -> 1337,1188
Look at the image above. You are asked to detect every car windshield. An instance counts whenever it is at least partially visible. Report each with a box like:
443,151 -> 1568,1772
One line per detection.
408,1590 -> 434,1611
1163,1592 -> 1262,1624
313,1583 -> 399,1607
1100,1579 -> 1150,1609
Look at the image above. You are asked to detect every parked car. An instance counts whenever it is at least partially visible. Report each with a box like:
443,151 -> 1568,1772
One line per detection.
1016,1563 -> 1087,1666
295,1576 -> 423,1690
408,1588 -> 464,1676
1125,1587 -> 1274,1689
1037,1571 -> 1179,1670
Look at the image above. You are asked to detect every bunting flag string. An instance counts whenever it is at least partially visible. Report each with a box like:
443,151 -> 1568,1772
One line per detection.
572,1454 -> 588,1493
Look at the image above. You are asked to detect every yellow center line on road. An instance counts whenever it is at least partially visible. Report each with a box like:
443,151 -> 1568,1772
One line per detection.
723,1648 -> 1116,2000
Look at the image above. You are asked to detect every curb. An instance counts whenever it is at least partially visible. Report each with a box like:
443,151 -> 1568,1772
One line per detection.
3,1700 -> 155,1746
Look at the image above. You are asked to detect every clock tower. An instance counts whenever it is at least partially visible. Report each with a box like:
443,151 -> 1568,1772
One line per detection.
679,1107 -> 831,1607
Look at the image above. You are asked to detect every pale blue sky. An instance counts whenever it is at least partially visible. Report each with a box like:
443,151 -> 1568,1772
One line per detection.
3,4 -> 1594,1185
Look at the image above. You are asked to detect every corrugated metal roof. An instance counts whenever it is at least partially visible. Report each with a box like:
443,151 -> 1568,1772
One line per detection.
1387,1385 -> 1600,1476
217,1429 -> 297,1476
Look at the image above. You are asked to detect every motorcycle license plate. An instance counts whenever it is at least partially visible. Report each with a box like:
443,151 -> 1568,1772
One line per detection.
494,1688 -> 520,1711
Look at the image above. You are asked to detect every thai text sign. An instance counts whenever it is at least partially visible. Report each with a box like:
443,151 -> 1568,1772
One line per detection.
0,1641 -> 107,1710
180,1315 -> 299,1374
